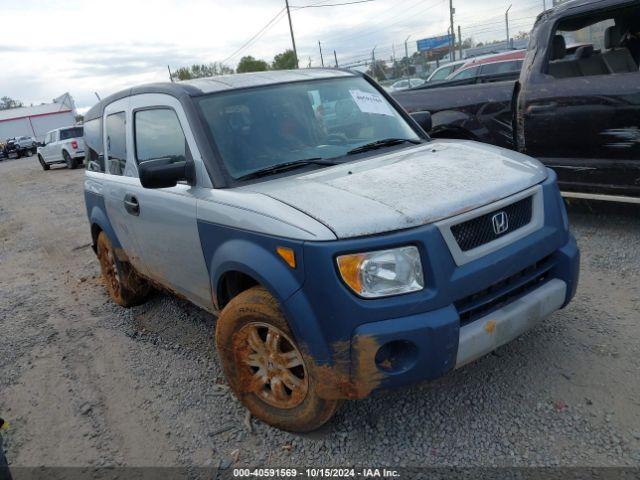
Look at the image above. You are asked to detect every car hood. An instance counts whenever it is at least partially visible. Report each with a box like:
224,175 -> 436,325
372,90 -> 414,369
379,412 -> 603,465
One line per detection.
244,140 -> 547,239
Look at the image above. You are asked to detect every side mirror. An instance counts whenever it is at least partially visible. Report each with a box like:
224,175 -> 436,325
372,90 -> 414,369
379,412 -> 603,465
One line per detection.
39,142 -> 45,147
411,111 -> 432,133
139,159 -> 193,189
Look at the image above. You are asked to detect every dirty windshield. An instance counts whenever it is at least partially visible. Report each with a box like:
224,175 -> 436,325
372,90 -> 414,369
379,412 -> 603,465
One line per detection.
197,77 -> 421,179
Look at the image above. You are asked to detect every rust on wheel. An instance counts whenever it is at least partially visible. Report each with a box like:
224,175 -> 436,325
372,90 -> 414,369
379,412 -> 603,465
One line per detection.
233,322 -> 308,409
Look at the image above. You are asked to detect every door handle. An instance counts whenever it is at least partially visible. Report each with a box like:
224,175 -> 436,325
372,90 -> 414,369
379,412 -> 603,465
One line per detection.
124,194 -> 140,216
527,102 -> 557,115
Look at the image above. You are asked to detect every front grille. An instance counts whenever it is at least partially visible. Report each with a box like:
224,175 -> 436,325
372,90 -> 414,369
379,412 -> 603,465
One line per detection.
455,255 -> 554,326
451,196 -> 533,252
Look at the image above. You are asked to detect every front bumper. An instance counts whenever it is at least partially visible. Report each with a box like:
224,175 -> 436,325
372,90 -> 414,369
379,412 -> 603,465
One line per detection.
330,236 -> 578,399
455,278 -> 566,368
282,172 -> 579,400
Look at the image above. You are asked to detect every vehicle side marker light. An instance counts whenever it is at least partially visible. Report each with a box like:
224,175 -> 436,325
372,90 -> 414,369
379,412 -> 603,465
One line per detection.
277,247 -> 296,269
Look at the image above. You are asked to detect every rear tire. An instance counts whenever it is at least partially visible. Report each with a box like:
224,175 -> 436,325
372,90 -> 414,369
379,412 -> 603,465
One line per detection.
216,286 -> 340,432
38,154 -> 50,171
96,232 -> 151,308
25,149 -> 33,157
63,151 -> 77,169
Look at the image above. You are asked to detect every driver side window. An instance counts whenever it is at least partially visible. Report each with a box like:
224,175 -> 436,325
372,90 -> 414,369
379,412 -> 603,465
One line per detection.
134,108 -> 187,164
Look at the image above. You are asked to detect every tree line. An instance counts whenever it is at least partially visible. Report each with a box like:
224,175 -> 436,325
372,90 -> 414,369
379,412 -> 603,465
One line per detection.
0,97 -> 23,110
173,50 -> 297,80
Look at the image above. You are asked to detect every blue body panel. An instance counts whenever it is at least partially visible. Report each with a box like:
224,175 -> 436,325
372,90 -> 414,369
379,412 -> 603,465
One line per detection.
197,171 -> 579,398
84,190 -> 121,250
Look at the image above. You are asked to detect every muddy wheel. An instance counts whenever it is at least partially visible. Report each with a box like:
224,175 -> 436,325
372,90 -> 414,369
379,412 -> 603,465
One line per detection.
38,154 -> 49,171
96,232 -> 150,308
63,151 -> 77,169
216,286 -> 340,432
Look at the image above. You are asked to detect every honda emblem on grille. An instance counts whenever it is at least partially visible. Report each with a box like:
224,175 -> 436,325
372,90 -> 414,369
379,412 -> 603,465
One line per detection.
491,211 -> 509,235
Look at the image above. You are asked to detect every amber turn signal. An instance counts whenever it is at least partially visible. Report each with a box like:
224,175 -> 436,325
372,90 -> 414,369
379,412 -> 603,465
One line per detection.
277,247 -> 296,269
336,253 -> 365,294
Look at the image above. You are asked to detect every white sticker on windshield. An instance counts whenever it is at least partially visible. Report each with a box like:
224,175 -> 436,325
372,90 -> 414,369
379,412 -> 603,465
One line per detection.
349,90 -> 395,117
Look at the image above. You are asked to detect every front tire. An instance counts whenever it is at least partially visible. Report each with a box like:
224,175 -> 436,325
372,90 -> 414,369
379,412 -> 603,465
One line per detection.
216,286 -> 340,432
96,232 -> 150,307
63,151 -> 77,169
38,154 -> 50,171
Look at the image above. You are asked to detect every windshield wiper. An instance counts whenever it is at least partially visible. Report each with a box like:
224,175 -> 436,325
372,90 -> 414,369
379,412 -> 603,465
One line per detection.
347,138 -> 422,156
236,158 -> 340,181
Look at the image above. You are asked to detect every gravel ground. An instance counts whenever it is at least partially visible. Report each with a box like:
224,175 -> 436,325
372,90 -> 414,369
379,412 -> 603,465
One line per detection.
1,157 -> 639,469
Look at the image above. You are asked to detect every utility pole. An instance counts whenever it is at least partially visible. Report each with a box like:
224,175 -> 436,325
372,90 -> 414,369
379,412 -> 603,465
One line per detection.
318,41 -> 325,67
449,0 -> 456,61
371,45 -> 377,76
458,25 -> 463,59
392,43 -> 397,78
404,35 -> 412,78
543,0 -> 547,10
505,4 -> 513,49
167,65 -> 174,82
334,50 -> 339,68
285,0 -> 299,69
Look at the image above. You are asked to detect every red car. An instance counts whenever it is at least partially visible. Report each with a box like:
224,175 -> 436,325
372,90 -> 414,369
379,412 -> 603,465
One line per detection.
447,50 -> 527,80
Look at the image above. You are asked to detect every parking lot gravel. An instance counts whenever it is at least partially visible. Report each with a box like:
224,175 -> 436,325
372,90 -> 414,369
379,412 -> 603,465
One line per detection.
1,157 -> 639,469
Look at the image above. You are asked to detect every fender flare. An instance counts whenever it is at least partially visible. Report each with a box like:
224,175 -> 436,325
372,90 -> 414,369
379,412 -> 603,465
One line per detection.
86,192 -> 122,251
209,238 -> 304,309
205,237 -> 338,360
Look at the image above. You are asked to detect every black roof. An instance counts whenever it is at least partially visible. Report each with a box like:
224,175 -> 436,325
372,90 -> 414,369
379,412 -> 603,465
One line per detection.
85,69 -> 355,121
545,0 -> 638,20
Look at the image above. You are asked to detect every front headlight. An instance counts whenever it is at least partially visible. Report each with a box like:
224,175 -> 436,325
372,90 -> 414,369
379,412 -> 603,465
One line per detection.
337,246 -> 424,298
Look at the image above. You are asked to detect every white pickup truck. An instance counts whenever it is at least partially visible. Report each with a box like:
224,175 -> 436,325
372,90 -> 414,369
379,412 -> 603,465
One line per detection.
37,126 -> 85,170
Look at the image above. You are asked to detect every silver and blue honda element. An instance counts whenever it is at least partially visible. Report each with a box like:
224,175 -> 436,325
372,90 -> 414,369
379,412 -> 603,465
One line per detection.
83,69 -> 579,431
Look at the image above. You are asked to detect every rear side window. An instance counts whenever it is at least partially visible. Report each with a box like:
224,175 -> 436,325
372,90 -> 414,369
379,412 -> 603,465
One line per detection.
430,66 -> 452,81
451,66 -> 480,79
106,112 -> 127,176
481,60 -> 522,75
84,118 -> 104,172
60,127 -> 84,141
134,109 -> 187,163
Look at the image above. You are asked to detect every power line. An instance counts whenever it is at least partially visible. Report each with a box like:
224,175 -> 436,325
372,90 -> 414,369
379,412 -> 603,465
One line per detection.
320,0 -> 447,48
292,0 -> 376,8
220,8 -> 287,65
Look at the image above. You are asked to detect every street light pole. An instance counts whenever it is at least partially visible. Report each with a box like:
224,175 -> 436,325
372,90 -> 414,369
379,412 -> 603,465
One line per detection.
285,0 -> 299,69
371,45 -> 377,77
505,4 -> 513,49
449,0 -> 456,60
404,34 -> 411,78
318,41 -> 325,67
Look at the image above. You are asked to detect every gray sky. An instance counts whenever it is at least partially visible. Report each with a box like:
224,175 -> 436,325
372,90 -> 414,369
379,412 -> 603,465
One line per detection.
0,0 -> 544,112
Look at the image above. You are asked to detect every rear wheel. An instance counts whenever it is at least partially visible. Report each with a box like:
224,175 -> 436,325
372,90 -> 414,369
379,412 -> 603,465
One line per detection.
63,151 -> 77,169
216,286 -> 340,432
25,149 -> 33,157
38,154 -> 50,171
96,232 -> 150,307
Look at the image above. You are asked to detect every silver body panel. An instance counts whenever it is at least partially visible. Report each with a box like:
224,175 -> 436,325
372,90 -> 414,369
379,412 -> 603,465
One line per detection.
195,189 -> 336,241
244,140 -> 547,239
455,279 -> 567,369
97,94 -> 213,310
